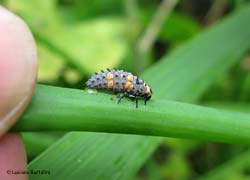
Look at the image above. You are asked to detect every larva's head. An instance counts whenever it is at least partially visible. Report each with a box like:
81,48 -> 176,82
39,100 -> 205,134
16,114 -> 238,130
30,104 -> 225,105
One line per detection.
145,85 -> 152,101
135,77 -> 152,101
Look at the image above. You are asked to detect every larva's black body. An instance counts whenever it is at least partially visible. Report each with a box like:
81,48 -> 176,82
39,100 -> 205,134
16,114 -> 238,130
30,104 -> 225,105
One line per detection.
86,68 -> 152,108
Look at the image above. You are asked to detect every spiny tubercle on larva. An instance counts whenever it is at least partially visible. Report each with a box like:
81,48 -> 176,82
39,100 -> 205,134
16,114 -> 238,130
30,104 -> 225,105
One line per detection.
85,68 -> 152,108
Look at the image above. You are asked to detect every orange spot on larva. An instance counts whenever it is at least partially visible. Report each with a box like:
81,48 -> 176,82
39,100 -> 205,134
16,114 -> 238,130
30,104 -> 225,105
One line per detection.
125,81 -> 132,89
127,74 -> 134,82
107,73 -> 114,80
108,80 -> 114,88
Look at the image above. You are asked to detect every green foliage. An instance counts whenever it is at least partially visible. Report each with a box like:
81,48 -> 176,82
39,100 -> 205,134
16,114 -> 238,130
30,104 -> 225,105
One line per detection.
199,150 -> 250,180
22,132 -> 62,161
37,44 -> 65,82
8,0 -> 128,75
159,13 -> 201,44
143,5 -> 250,102
3,1 -> 250,179
10,4 -> 250,180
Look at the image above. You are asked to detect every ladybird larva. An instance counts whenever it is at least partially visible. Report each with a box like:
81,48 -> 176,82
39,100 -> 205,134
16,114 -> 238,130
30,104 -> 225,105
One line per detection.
86,68 -> 152,108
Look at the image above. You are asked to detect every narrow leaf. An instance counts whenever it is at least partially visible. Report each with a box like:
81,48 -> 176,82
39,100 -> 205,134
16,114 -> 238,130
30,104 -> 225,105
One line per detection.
13,84 -> 250,144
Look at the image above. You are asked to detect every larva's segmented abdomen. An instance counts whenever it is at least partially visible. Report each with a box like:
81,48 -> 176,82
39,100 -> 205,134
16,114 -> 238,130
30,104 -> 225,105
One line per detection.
86,71 -> 109,89
86,69 -> 152,98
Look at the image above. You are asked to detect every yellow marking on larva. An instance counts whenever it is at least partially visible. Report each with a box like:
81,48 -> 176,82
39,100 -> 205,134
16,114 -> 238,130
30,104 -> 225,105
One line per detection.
107,73 -> 114,80
108,80 -> 114,88
127,74 -> 134,82
125,81 -> 132,89
146,86 -> 151,94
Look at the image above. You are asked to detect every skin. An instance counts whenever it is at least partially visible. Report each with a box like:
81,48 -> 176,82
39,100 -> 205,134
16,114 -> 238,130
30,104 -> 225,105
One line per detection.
0,6 -> 38,180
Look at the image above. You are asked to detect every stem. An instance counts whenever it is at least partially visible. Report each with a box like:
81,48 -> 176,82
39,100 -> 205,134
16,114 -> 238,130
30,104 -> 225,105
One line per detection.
13,84 -> 250,145
204,0 -> 228,26
135,0 -> 178,73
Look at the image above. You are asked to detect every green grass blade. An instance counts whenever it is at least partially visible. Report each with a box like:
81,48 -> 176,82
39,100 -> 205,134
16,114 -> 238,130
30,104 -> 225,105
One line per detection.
29,132 -> 161,180
13,84 -> 250,144
26,5 -> 250,180
143,5 -> 250,101
22,132 -> 61,160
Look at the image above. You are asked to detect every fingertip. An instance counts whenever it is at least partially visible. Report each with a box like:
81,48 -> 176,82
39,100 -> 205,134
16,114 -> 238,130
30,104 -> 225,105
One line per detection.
0,6 -> 38,136
0,133 -> 27,180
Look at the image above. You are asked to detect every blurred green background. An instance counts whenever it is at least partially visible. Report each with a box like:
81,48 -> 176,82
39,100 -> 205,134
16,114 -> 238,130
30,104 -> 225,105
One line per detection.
2,0 -> 250,179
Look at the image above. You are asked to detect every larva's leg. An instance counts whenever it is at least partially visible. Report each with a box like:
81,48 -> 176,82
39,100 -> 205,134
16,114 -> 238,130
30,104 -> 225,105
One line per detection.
135,96 -> 138,108
128,94 -> 136,99
117,93 -> 125,104
128,94 -> 139,108
144,97 -> 147,105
